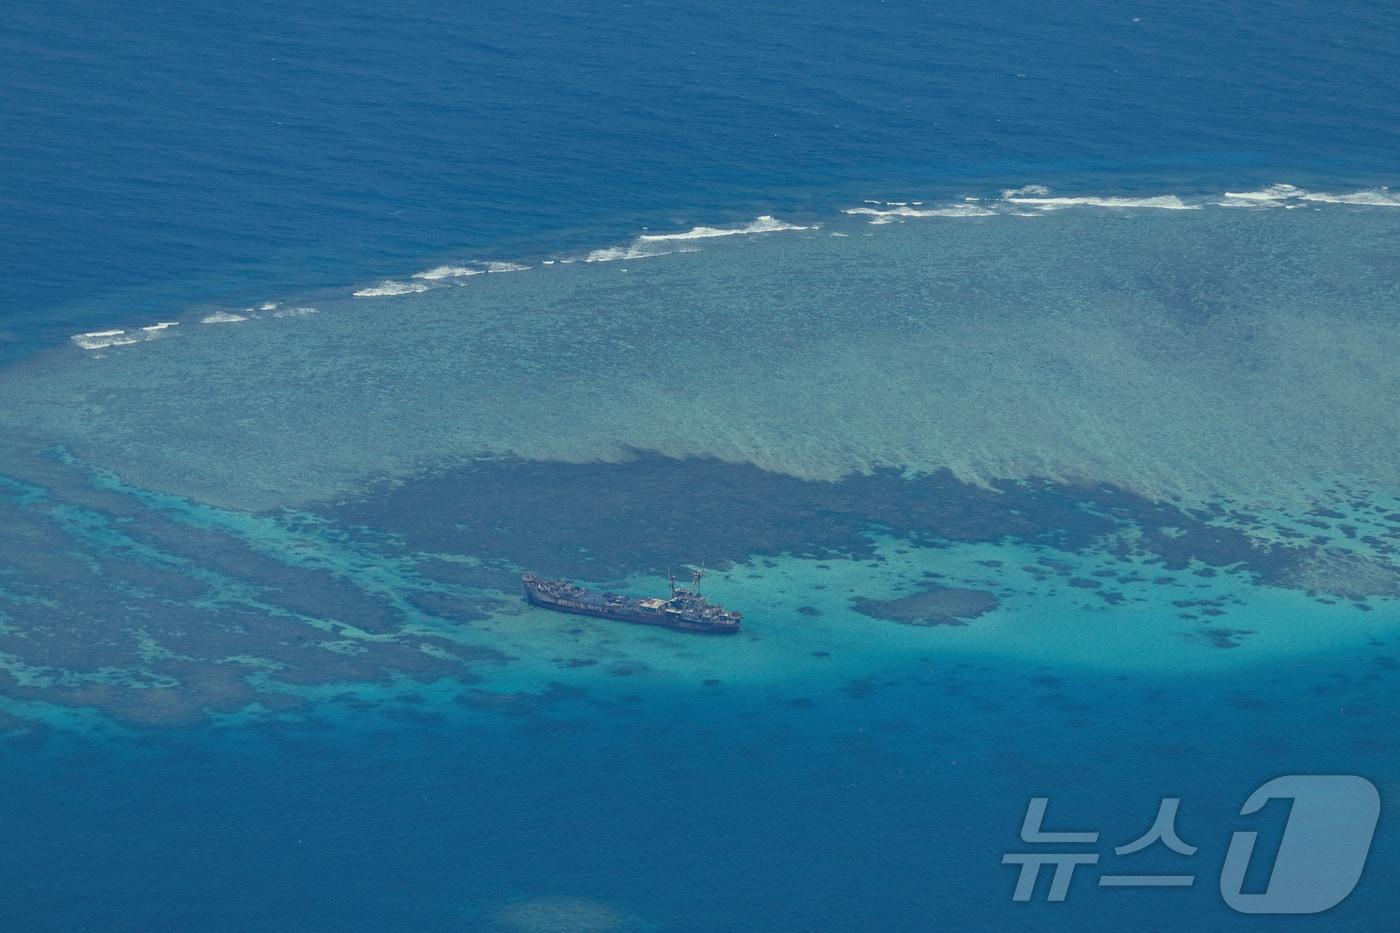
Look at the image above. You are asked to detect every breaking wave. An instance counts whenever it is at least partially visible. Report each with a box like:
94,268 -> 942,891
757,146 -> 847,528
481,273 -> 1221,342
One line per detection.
412,260 -> 529,280
637,215 -> 812,241
200,311 -> 248,325
584,243 -> 697,263
840,183 -> 1400,224
997,185 -> 1197,210
1219,183 -> 1400,208
843,203 -> 996,222
353,280 -> 432,298
581,214 -> 809,263
412,265 -> 483,281
71,322 -> 179,351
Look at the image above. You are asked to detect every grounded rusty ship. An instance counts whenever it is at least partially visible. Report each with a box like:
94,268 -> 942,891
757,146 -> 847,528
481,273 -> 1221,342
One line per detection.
522,569 -> 742,634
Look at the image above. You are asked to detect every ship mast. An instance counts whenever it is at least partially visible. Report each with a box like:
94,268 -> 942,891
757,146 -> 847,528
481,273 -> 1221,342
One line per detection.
668,569 -> 676,598
691,566 -> 705,595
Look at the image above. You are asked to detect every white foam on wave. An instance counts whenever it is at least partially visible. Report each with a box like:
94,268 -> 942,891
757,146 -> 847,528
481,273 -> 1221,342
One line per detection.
272,306 -> 319,318
1218,183 -> 1300,207
1297,187 -> 1400,207
71,330 -> 138,350
1219,183 -> 1400,209
844,203 -> 996,221
413,265 -> 484,281
842,185 -> 1233,222
353,280 -> 432,298
1001,187 -> 1198,210
257,302 -> 279,311
201,311 -> 248,325
71,321 -> 179,351
637,215 -> 811,242
583,242 -> 698,263
849,183 -> 1400,219
410,260 -> 528,281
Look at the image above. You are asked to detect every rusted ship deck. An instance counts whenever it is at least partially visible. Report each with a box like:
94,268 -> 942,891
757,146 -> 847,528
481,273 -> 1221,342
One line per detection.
522,570 -> 742,634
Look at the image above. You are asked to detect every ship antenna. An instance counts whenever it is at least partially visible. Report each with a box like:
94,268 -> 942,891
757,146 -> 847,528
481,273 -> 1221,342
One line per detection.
668,569 -> 676,599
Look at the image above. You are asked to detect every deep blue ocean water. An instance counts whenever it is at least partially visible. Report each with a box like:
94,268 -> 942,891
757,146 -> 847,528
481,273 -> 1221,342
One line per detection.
2,1 -> 1400,931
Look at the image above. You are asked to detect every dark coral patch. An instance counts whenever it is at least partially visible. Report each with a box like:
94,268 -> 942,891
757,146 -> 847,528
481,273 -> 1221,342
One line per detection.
320,453 -> 1315,588
1184,627 -> 1258,649
851,585 -> 999,627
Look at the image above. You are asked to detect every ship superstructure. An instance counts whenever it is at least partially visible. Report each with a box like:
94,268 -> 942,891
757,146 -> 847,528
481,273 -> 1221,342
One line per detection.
522,569 -> 742,634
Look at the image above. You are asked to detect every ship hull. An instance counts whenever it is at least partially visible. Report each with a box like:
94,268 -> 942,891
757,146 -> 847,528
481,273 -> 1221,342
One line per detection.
523,581 -> 741,634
